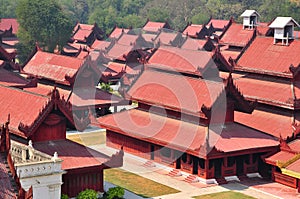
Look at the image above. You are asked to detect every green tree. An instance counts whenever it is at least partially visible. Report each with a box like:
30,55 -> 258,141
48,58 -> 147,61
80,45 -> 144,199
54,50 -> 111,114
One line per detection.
105,187 -> 125,199
16,0 -> 73,62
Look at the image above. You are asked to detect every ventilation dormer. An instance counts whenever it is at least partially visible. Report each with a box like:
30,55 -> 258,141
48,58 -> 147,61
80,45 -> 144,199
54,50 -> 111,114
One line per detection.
269,17 -> 300,45
241,10 -> 260,29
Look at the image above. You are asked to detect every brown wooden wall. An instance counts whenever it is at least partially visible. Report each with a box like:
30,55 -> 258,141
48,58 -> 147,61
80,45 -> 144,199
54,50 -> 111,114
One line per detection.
62,167 -> 103,198
31,113 -> 66,142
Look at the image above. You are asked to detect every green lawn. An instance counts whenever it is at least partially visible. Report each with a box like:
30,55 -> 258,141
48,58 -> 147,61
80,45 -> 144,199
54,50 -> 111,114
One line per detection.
104,168 -> 180,198
193,191 -> 256,199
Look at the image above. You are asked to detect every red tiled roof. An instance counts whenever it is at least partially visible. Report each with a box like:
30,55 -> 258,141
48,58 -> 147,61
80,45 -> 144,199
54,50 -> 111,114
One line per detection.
0,153 -> 17,199
207,19 -> 230,30
73,29 -> 93,42
127,69 -> 223,115
106,43 -> 133,61
142,33 -> 157,43
34,139 -> 109,170
91,40 -> 111,51
294,31 -> 300,39
153,31 -> 178,45
74,23 -> 94,31
143,21 -> 167,32
257,23 -> 271,35
2,37 -> 19,46
148,46 -> 215,75
23,51 -> 85,85
286,159 -> 300,173
265,151 -> 295,165
220,23 -> 255,47
287,139 -> 300,153
234,76 -> 296,109
24,83 -> 123,107
98,109 -> 277,156
117,34 -> 139,46
0,18 -> 19,34
236,37 -> 300,77
0,69 -> 30,88
182,24 -> 203,37
0,85 -> 50,137
109,27 -> 129,39
235,108 -> 297,139
180,38 -> 211,51
220,48 -> 241,61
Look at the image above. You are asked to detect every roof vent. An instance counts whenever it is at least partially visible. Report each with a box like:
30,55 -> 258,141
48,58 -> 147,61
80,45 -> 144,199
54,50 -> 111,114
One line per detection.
269,17 -> 300,45
241,10 -> 260,29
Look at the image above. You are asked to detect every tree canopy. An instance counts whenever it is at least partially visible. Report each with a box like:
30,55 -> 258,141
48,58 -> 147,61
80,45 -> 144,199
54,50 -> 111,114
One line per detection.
16,0 -> 73,63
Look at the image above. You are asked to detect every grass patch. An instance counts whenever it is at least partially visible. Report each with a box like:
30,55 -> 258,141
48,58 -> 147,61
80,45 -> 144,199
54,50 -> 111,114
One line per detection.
193,191 -> 256,199
104,168 -> 180,198
67,131 -> 106,146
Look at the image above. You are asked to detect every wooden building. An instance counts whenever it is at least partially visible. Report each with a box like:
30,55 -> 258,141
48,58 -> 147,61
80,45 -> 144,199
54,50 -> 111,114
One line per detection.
228,16 -> 300,191
0,85 -> 123,197
142,20 -> 171,34
97,44 -> 279,183
182,23 -> 212,39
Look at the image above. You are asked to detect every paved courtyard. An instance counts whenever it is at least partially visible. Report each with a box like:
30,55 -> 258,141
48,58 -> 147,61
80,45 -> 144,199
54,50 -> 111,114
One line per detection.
68,128 -> 300,199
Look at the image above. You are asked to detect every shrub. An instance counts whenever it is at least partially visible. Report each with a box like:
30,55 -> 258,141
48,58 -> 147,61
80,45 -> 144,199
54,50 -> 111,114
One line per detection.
106,187 -> 125,199
61,194 -> 69,199
76,189 -> 98,199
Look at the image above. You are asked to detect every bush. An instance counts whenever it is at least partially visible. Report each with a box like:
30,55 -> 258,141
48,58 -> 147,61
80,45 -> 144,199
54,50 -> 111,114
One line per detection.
76,189 -> 98,199
61,194 -> 69,199
106,187 -> 125,199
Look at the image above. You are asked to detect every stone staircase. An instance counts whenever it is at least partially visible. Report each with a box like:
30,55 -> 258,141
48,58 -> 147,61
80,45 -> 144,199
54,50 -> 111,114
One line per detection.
0,152 -> 18,197
184,174 -> 199,183
167,169 -> 182,177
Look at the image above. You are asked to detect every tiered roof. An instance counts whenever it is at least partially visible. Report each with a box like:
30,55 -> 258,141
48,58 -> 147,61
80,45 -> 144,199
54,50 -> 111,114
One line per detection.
142,20 -> 170,33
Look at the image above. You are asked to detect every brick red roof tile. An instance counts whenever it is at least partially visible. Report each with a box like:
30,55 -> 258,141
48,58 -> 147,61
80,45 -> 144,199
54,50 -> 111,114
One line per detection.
23,51 -> 86,85
153,31 -> 179,46
117,33 -> 139,46
0,68 -> 30,88
287,139 -> 300,153
207,19 -> 230,30
182,24 -> 204,37
34,139 -> 109,170
0,85 -> 50,137
148,46 -> 215,75
98,109 -> 277,156
73,29 -> 93,42
235,108 -> 297,139
106,43 -> 133,61
91,40 -> 111,50
127,69 -> 224,115
265,151 -> 295,165
220,23 -> 255,47
143,21 -> 167,32
234,76 -> 296,109
286,158 -> 300,173
236,37 -> 300,77
24,83 -> 123,107
180,38 -> 209,51
109,27 -> 129,39
0,18 -> 19,34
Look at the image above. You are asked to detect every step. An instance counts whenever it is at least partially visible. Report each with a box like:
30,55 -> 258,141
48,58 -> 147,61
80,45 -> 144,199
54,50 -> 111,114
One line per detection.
238,174 -> 249,181
167,169 -> 182,177
184,174 -> 199,183
142,160 -> 156,167
216,177 -> 227,185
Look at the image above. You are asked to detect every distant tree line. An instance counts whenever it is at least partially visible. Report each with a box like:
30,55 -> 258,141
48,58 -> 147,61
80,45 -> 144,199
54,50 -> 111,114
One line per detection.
2,0 -> 300,63
2,0 -> 300,33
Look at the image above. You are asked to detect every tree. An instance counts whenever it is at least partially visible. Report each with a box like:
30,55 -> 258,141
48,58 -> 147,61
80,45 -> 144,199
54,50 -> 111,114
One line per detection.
16,0 -> 73,62
76,189 -> 98,199
105,187 -> 124,199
